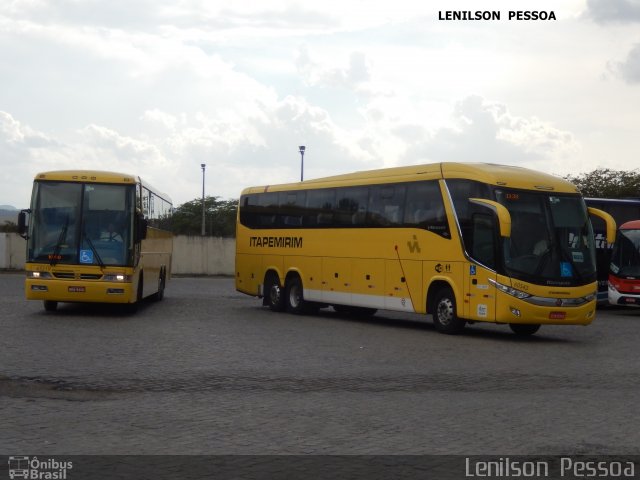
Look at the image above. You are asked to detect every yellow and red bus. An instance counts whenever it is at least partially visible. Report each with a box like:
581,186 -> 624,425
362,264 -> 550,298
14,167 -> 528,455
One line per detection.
18,170 -> 173,312
235,162 -> 616,336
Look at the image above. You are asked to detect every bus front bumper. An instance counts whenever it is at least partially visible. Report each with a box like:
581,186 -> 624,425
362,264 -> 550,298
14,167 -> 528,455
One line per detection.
25,279 -> 135,304
496,297 -> 596,326
608,287 -> 640,307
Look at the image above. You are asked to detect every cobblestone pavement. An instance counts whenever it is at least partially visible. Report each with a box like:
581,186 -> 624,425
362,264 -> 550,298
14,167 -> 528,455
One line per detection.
1,272 -> 639,455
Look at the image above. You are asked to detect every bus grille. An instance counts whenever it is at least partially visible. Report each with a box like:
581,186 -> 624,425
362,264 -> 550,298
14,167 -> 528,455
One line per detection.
52,272 -> 103,280
53,272 -> 74,279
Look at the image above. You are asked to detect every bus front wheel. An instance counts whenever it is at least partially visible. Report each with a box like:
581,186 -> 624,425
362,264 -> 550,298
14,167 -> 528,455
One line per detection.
265,273 -> 285,311
433,288 -> 466,334
509,323 -> 540,336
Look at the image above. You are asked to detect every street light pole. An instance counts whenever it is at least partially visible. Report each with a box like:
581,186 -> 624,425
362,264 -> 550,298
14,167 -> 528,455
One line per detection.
299,145 -> 305,182
201,163 -> 206,236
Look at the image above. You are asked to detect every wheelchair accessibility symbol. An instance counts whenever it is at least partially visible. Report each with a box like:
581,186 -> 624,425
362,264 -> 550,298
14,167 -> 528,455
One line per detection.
80,250 -> 94,264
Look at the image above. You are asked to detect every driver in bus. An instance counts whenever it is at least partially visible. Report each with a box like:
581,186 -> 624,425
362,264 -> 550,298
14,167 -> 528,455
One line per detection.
100,223 -> 122,242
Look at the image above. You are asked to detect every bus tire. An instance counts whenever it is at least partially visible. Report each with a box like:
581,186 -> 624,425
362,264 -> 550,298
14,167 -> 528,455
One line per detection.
285,276 -> 308,314
433,287 -> 466,334
265,272 -> 285,311
43,300 -> 58,312
509,323 -> 540,336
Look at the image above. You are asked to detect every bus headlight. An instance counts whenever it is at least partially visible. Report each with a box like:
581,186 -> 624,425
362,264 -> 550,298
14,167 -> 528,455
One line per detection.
608,281 -> 619,292
489,279 -> 531,299
103,274 -> 131,282
27,271 -> 52,279
584,291 -> 597,302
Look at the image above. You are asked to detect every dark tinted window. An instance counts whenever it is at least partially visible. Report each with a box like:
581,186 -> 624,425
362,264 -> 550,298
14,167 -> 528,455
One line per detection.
307,189 -> 336,226
368,184 -> 405,226
404,181 -> 449,238
336,187 -> 369,226
239,181 -> 448,236
446,179 -> 492,250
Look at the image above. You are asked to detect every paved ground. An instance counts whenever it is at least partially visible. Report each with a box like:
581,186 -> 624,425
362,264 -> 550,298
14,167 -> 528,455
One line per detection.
1,272 -> 639,456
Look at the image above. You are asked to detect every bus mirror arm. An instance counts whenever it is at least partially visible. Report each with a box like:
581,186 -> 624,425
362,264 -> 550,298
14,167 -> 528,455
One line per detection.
469,198 -> 511,238
17,209 -> 30,239
587,207 -> 616,245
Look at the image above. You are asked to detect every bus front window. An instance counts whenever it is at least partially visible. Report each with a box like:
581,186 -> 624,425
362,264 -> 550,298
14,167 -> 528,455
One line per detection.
28,181 -> 135,266
28,182 -> 82,264
80,184 -> 134,266
610,229 -> 640,277
497,191 -> 596,286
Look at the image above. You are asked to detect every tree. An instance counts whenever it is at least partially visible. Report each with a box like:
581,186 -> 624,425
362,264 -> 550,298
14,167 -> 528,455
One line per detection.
168,196 -> 238,237
0,221 -> 18,233
564,168 -> 640,198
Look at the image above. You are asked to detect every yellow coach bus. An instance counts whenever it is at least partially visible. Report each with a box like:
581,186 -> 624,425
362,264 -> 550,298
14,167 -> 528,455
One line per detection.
18,170 -> 173,312
235,162 -> 616,336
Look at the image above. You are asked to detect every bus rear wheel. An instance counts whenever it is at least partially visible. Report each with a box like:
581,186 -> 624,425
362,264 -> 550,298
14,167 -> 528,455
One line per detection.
432,288 -> 466,334
509,323 -> 541,336
285,276 -> 312,314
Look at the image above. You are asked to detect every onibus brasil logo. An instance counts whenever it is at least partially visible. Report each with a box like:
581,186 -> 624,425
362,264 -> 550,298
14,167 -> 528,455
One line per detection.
8,457 -> 73,479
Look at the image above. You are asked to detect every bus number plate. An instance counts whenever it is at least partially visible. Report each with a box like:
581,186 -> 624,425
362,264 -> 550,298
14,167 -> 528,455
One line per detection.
68,286 -> 86,293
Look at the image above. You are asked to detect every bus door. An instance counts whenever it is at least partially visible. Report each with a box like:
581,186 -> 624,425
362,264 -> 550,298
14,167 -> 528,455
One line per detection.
465,213 -> 498,321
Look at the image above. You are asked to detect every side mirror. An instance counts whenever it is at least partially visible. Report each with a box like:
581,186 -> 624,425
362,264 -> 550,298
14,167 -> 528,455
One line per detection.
137,215 -> 148,241
18,209 -> 30,239
469,198 -> 512,238
588,207 -> 616,245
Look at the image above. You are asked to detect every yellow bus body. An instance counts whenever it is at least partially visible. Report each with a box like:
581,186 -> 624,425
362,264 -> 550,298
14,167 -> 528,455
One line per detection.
236,162 -> 614,334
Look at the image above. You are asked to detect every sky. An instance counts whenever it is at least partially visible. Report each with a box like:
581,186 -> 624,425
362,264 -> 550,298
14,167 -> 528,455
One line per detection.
1,0 -> 640,208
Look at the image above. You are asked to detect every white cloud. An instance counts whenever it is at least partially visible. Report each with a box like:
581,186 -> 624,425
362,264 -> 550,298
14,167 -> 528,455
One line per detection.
296,47 -> 371,90
1,0 -> 640,209
585,0 -> 640,24
609,42 -> 640,83
399,96 -> 579,171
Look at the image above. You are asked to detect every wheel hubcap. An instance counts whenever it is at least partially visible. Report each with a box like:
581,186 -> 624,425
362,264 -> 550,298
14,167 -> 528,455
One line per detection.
269,284 -> 281,305
289,285 -> 301,308
437,298 -> 454,326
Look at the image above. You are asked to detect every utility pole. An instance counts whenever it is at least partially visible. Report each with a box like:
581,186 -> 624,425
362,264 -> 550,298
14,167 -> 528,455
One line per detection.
299,145 -> 306,181
201,163 -> 206,236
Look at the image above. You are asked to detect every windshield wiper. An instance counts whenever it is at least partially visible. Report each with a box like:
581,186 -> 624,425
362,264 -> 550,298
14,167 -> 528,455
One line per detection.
82,230 -> 105,268
50,216 -> 69,266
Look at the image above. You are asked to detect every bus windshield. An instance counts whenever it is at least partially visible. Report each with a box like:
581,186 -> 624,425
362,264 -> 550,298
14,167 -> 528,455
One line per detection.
495,190 -> 597,285
28,181 -> 135,266
610,229 -> 640,278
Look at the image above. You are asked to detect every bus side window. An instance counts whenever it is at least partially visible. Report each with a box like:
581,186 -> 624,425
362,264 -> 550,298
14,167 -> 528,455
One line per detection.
470,213 -> 496,269
279,190 -> 306,227
404,181 -> 449,237
368,185 -> 405,226
306,189 -> 336,228
336,186 -> 368,226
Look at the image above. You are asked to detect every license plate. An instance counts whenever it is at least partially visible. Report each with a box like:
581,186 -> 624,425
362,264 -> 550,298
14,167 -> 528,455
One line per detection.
68,286 -> 86,293
549,311 -> 566,320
